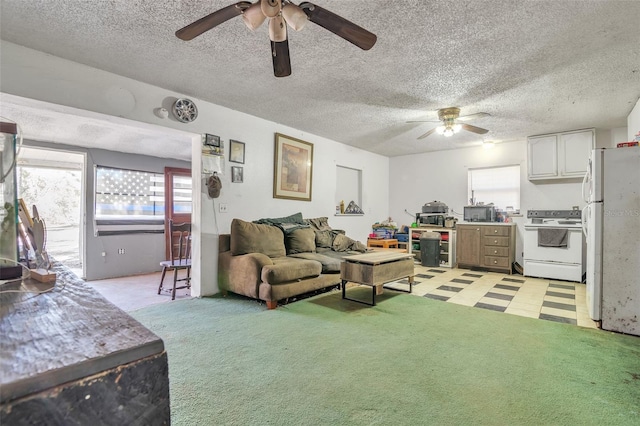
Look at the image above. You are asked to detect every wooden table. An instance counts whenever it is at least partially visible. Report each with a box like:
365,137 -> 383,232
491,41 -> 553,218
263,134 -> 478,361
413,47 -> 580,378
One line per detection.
367,238 -> 399,249
341,251 -> 415,306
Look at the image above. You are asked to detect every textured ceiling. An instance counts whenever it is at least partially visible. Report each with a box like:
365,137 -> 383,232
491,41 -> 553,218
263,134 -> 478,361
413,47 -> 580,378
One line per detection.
1,0 -> 639,157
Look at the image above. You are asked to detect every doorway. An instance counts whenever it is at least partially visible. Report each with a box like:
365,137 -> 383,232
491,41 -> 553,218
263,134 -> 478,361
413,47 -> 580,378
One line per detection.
17,147 -> 85,277
163,167 -> 192,260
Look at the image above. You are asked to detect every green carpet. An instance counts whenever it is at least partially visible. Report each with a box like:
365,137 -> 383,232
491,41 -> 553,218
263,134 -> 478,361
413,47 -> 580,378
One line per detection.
131,289 -> 640,425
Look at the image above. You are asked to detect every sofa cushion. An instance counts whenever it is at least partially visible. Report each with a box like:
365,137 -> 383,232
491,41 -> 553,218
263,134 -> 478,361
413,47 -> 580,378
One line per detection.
285,228 -> 316,254
332,233 -> 368,252
261,257 -> 322,284
230,218 -> 286,258
288,252 -> 342,273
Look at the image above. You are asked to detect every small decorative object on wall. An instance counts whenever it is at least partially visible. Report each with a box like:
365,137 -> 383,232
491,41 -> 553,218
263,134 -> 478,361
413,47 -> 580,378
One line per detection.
231,166 -> 243,183
172,98 -> 198,123
229,140 -> 245,164
345,201 -> 364,214
273,133 -> 313,201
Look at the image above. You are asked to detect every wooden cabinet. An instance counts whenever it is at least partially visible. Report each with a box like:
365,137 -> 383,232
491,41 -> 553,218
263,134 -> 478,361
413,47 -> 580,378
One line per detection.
456,223 -> 516,274
527,128 -> 594,180
456,225 -> 481,266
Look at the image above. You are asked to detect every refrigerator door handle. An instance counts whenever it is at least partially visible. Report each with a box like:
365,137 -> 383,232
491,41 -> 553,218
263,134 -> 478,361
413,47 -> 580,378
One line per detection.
582,164 -> 590,203
582,205 -> 589,238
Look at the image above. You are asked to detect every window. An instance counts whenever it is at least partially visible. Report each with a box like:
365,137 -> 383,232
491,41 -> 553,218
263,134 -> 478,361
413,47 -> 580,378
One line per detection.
94,166 -> 170,235
468,165 -> 520,212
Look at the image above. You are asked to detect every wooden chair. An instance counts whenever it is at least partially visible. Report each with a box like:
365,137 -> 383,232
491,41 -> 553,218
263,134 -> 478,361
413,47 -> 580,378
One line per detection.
158,220 -> 192,300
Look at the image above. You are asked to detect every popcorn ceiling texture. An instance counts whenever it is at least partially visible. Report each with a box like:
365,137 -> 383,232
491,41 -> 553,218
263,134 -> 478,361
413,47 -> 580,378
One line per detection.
1,0 -> 639,157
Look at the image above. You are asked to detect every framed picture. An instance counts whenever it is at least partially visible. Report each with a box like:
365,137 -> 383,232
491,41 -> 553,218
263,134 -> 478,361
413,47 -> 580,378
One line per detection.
229,140 -> 245,164
231,166 -> 243,183
273,133 -> 313,201
204,133 -> 221,147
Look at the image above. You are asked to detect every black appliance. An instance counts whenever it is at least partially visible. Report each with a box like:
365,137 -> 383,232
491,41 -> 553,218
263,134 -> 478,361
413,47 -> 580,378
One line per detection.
464,205 -> 496,222
416,201 -> 448,227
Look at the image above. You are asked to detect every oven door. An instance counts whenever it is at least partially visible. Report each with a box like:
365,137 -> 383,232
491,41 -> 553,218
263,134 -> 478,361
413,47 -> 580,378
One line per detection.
523,226 -> 584,282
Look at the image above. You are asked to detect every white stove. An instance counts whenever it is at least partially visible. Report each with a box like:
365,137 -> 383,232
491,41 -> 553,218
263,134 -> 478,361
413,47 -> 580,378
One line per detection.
523,210 -> 586,282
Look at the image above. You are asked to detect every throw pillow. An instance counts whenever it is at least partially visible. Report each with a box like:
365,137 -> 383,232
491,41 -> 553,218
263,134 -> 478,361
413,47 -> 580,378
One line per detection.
332,233 -> 353,252
230,218 -> 286,258
314,230 -> 334,248
285,228 -> 317,254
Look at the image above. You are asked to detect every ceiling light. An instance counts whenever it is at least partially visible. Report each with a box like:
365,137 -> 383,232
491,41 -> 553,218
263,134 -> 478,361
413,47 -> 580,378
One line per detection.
443,128 -> 455,137
261,0 -> 281,18
282,3 -> 308,31
452,123 -> 462,133
269,15 -> 287,42
483,140 -> 495,149
242,2 -> 266,30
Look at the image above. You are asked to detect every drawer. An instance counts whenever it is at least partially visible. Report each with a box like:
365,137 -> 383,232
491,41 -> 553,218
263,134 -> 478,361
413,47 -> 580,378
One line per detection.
484,246 -> 509,257
483,226 -> 510,237
483,236 -> 509,247
484,256 -> 510,268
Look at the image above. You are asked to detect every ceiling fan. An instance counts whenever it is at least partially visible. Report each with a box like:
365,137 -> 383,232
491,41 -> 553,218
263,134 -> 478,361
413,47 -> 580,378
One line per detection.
175,0 -> 377,77
408,107 -> 490,140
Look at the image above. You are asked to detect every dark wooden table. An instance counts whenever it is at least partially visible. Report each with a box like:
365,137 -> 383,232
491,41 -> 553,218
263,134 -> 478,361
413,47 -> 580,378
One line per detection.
0,263 -> 170,425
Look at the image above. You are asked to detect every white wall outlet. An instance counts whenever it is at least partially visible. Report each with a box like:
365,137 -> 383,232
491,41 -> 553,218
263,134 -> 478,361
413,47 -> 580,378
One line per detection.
118,248 -> 125,254
101,252 -> 106,257
219,203 -> 228,213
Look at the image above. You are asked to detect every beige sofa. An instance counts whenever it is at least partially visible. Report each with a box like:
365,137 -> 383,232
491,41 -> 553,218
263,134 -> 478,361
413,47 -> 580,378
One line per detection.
218,215 -> 367,309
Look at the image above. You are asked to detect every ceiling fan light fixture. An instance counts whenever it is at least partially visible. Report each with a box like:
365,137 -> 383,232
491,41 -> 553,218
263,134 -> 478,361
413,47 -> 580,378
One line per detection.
269,15 -> 287,42
261,0 -> 281,18
242,2 -> 266,30
452,123 -> 462,133
435,125 -> 446,135
282,3 -> 308,31
443,128 -> 455,137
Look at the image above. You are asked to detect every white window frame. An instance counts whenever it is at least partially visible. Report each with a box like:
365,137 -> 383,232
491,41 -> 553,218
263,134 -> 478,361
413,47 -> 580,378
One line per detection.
468,165 -> 520,213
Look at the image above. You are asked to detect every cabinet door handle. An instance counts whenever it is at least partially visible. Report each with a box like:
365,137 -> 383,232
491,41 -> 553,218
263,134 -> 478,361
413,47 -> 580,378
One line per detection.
494,240 -> 498,244
494,229 -> 498,233
494,250 -> 498,254
494,260 -> 498,264
476,228 -> 480,231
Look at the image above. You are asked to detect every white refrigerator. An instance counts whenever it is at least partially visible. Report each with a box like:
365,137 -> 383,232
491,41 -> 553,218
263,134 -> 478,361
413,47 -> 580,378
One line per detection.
582,147 -> 640,336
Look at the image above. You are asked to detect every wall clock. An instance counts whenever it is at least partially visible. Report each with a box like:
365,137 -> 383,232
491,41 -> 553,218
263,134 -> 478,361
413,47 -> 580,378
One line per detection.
172,98 -> 198,123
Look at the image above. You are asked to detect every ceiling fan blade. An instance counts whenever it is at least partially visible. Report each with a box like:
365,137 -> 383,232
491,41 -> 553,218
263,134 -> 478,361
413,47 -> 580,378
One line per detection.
406,119 -> 441,124
271,38 -> 292,77
462,123 -> 489,134
457,112 -> 491,122
417,128 -> 437,140
299,2 -> 377,50
176,2 -> 251,40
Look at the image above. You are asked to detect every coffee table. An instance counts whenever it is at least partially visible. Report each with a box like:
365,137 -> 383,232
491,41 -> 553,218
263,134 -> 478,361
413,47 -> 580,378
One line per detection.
340,251 -> 415,306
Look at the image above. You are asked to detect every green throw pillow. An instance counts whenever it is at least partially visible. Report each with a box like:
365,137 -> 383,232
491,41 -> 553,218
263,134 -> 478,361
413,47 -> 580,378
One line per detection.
286,228 -> 317,255
230,219 -> 286,258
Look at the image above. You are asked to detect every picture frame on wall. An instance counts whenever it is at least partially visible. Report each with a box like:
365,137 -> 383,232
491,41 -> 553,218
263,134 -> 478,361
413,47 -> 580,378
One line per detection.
273,133 -> 313,201
204,133 -> 221,147
229,140 -> 245,164
231,166 -> 243,183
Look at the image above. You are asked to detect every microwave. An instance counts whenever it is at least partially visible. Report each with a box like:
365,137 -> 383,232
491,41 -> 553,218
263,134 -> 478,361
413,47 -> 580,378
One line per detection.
464,205 -> 496,222
416,213 -> 445,227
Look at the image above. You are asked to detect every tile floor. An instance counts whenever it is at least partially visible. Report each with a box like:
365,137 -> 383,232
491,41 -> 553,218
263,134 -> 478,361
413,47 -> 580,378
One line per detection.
384,263 -> 597,329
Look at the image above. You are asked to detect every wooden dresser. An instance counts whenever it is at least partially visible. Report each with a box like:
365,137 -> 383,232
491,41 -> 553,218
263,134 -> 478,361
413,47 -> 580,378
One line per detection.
456,223 -> 516,274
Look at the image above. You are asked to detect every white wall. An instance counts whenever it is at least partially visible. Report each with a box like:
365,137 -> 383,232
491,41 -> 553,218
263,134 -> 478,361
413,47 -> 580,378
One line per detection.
1,41 -> 389,296
389,140 -> 588,264
628,97 -> 640,142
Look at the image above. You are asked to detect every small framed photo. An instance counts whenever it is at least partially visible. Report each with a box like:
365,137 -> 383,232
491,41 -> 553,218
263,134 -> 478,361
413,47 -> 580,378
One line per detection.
204,134 -> 221,147
231,166 -> 243,183
229,140 -> 245,164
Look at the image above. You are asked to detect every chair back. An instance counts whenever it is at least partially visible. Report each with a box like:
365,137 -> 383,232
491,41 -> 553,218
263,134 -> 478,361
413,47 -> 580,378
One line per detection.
169,219 -> 191,266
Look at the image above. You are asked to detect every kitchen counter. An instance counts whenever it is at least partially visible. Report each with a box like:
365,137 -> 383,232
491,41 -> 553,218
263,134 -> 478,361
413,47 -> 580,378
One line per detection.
457,222 -> 516,227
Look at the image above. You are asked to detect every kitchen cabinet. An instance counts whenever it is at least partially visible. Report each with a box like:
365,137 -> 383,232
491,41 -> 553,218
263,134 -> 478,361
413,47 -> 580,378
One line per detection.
456,223 -> 516,274
527,128 -> 594,180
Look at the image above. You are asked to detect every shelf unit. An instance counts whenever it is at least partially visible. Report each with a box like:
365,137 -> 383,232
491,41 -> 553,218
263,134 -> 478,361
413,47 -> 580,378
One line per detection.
407,226 -> 456,268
